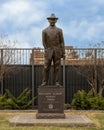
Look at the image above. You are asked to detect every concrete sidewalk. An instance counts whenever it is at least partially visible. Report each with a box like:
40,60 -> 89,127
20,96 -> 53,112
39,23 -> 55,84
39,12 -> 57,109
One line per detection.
9,114 -> 95,127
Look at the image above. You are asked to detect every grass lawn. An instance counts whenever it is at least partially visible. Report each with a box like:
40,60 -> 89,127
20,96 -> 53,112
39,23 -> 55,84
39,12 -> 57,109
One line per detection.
0,110 -> 104,130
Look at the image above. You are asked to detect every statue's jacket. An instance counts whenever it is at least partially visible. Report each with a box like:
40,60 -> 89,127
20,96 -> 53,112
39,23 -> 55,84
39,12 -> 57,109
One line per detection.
42,25 -> 65,60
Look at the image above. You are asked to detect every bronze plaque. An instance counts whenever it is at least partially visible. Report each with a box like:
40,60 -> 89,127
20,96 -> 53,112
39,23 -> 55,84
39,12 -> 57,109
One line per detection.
38,86 -> 65,113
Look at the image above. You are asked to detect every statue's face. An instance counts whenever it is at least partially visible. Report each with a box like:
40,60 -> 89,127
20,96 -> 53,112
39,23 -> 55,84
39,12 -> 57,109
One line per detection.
48,19 -> 57,26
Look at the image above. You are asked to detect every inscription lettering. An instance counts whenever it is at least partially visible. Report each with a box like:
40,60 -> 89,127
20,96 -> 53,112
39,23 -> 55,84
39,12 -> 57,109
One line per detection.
39,92 -> 51,95
38,87 -> 64,113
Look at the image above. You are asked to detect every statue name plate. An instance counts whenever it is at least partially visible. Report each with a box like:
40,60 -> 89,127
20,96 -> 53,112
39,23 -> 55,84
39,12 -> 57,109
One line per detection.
37,86 -> 65,113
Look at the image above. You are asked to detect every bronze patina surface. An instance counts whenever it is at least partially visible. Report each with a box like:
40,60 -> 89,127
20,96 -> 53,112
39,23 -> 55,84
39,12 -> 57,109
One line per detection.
41,13 -> 65,86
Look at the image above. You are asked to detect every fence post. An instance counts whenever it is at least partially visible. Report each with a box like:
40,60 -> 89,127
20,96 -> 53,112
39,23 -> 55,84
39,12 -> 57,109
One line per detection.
0,49 -> 3,95
94,49 -> 97,95
63,58 -> 65,102
63,58 -> 65,87
32,48 -> 35,106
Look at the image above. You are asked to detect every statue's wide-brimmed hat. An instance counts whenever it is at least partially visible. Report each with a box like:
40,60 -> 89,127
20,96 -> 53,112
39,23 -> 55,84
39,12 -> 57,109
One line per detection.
47,13 -> 58,20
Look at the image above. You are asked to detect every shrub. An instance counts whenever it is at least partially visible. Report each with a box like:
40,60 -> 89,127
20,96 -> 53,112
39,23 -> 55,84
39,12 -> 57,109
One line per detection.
71,89 -> 104,110
99,98 -> 104,110
0,88 -> 36,109
71,90 -> 88,110
64,104 -> 71,110
87,95 -> 104,110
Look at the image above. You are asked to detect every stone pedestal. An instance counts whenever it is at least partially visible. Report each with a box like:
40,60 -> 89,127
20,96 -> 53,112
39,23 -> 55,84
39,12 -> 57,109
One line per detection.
36,86 -> 65,119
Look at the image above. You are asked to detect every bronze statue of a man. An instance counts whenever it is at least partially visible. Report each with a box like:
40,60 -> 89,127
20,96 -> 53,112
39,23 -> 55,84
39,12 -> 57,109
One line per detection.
41,13 -> 65,86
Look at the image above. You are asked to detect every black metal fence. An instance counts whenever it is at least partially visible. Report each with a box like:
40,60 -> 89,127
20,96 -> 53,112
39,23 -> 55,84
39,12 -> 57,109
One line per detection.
0,48 -> 104,105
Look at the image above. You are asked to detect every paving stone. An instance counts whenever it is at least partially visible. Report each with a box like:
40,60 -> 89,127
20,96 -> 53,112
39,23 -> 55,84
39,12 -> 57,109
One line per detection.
9,114 -> 95,127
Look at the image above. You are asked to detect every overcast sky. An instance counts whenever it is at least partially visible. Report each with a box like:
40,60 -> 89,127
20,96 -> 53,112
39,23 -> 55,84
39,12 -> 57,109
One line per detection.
0,0 -> 104,48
